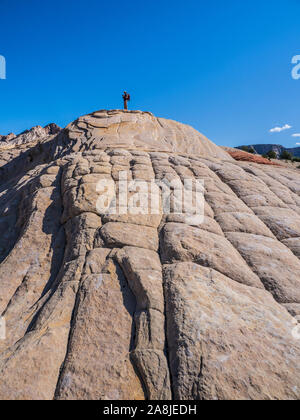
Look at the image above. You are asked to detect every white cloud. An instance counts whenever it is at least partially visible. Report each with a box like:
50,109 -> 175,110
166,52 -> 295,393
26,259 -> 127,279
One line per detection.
296,143 -> 300,146
269,124 -> 292,133
292,133 -> 300,137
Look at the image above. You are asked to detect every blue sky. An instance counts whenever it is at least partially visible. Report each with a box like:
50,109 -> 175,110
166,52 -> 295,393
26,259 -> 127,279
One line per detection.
0,0 -> 300,148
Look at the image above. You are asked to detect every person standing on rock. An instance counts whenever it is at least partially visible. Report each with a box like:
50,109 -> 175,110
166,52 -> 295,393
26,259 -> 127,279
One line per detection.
122,91 -> 130,110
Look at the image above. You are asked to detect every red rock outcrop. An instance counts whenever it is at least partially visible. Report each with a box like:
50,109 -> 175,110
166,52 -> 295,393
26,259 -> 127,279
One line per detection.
225,148 -> 282,166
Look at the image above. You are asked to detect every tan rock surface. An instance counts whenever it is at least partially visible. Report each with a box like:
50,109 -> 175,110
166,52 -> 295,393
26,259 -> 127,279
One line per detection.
66,110 -> 232,159
0,110 -> 300,400
164,262 -> 300,400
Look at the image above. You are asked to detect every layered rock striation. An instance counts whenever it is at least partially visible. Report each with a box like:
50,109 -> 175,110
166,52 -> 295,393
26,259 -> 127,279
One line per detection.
0,110 -> 300,400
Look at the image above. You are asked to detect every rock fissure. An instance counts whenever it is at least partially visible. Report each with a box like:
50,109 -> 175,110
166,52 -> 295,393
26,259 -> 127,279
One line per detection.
1,110 -> 300,400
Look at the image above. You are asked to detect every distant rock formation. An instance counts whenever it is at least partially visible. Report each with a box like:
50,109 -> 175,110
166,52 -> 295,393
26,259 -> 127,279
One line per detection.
0,110 -> 300,400
236,143 -> 300,158
0,123 -> 61,147
0,133 -> 16,143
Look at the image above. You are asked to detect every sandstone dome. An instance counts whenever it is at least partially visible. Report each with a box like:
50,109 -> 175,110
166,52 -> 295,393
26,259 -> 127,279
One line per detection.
66,109 -> 232,159
0,110 -> 300,400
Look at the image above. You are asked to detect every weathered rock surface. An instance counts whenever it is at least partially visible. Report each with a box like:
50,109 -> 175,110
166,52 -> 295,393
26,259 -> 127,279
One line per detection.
164,262 -> 300,400
0,124 -> 61,147
0,110 -> 300,400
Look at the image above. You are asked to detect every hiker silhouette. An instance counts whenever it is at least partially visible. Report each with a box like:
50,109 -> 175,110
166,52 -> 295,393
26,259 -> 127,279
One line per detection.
122,91 -> 130,110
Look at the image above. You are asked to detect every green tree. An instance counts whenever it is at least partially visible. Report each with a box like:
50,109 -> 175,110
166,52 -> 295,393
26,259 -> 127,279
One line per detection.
241,146 -> 249,152
280,150 -> 293,161
266,150 -> 277,160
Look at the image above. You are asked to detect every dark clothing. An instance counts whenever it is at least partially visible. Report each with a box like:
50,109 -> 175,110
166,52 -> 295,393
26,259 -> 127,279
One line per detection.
123,92 -> 130,110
